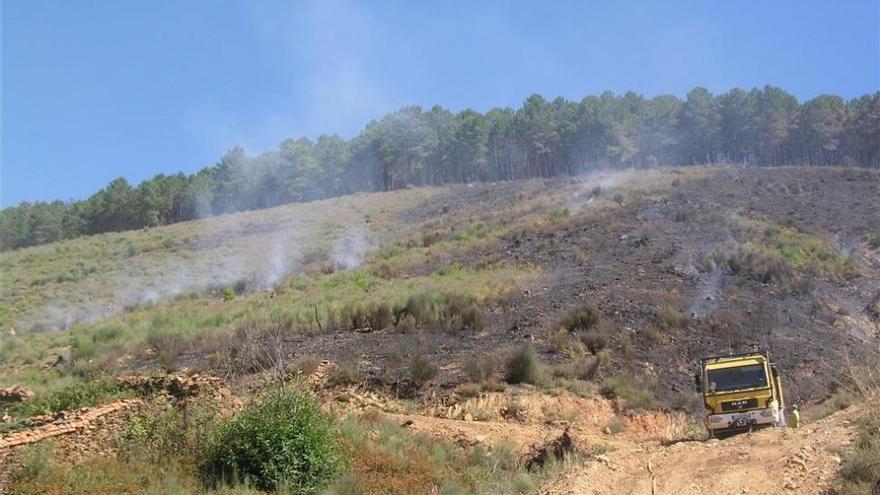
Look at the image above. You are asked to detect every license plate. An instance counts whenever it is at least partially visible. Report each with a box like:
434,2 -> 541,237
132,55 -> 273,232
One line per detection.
733,416 -> 751,427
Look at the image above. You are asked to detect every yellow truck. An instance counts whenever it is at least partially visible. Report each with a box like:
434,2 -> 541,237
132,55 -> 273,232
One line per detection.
695,351 -> 785,436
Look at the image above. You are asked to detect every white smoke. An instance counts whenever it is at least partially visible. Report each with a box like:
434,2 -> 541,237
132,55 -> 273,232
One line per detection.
331,227 -> 371,269
27,200 -> 379,330
566,169 -> 639,212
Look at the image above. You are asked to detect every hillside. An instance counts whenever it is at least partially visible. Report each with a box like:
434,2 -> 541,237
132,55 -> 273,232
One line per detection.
1,165 -> 879,494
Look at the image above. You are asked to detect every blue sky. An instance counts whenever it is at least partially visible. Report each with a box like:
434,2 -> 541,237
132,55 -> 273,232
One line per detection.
2,0 -> 878,207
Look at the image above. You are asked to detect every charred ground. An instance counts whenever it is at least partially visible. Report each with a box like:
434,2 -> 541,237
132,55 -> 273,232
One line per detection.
164,166 -> 879,408
2,165 -> 880,495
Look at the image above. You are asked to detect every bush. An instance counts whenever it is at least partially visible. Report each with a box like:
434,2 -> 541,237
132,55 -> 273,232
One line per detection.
601,374 -> 658,411
119,401 -> 218,463
463,354 -> 498,383
147,327 -> 187,371
350,303 -> 392,331
394,292 -> 485,332
290,355 -> 321,378
71,334 -> 97,362
580,332 -> 608,355
546,208 -> 570,223
605,416 -> 626,434
11,439 -> 55,483
504,344 -> 543,385
202,390 -> 345,492
718,247 -> 792,283
838,411 -> 880,494
409,354 -> 437,385
223,320 -> 292,376
223,287 -> 236,301
327,361 -> 361,388
552,357 -> 600,381
443,295 -> 485,332
9,377 -> 129,419
654,306 -> 687,330
560,305 -> 601,333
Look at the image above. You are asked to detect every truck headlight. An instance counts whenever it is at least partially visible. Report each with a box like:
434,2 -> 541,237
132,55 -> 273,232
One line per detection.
760,409 -> 773,417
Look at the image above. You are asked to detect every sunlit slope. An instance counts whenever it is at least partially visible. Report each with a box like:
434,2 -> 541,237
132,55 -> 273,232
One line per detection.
0,168 -> 689,334
0,187 -> 444,331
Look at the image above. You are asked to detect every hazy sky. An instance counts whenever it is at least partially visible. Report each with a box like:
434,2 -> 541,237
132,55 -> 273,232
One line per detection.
2,0 -> 878,206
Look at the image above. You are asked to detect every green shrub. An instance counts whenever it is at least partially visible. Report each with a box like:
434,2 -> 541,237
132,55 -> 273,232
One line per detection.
92,323 -> 126,344
552,357 -> 600,381
223,287 -> 236,301
119,401 -> 218,463
504,344 -> 543,385
394,292 -> 485,332
202,390 -> 345,492
719,247 -> 793,283
838,411 -> 880,494
560,305 -> 601,333
546,208 -> 570,223
442,294 -> 485,332
71,334 -> 97,362
8,376 -> 129,418
349,303 -> 393,331
654,306 -> 687,330
11,439 -> 55,483
601,374 -> 658,411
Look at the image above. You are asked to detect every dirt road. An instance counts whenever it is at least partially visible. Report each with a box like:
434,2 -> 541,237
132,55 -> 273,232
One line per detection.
543,406 -> 861,495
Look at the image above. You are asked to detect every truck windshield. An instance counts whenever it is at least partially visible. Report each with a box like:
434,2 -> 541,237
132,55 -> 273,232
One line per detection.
706,364 -> 768,393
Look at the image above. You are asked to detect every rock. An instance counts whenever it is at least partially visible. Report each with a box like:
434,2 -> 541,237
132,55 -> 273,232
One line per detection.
0,386 -> 35,404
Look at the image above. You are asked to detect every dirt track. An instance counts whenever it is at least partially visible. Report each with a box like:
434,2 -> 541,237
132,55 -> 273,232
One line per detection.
542,405 -> 862,495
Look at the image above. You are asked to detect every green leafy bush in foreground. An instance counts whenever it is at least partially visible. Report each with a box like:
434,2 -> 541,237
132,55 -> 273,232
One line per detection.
202,389 -> 345,493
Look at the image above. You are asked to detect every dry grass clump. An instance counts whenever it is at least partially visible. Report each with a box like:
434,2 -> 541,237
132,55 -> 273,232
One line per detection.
654,306 -> 688,330
394,292 -> 486,332
327,416 -> 536,494
327,361 -> 362,388
290,355 -> 321,377
560,305 -> 601,333
837,409 -> 880,495
462,353 -> 500,383
504,343 -> 544,385
601,374 -> 659,411
349,303 -> 393,331
408,354 -> 437,386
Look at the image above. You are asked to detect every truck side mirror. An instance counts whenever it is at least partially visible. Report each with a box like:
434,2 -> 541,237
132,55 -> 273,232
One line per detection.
771,365 -> 779,378
694,373 -> 702,393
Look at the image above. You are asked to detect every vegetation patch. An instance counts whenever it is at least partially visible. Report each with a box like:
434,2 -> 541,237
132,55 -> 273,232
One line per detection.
505,343 -> 544,386
837,411 -> 880,495
601,374 -> 658,411
202,389 -> 346,493
3,375 -> 131,424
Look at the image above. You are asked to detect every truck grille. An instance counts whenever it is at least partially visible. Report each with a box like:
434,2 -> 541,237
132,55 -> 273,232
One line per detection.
720,398 -> 758,412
